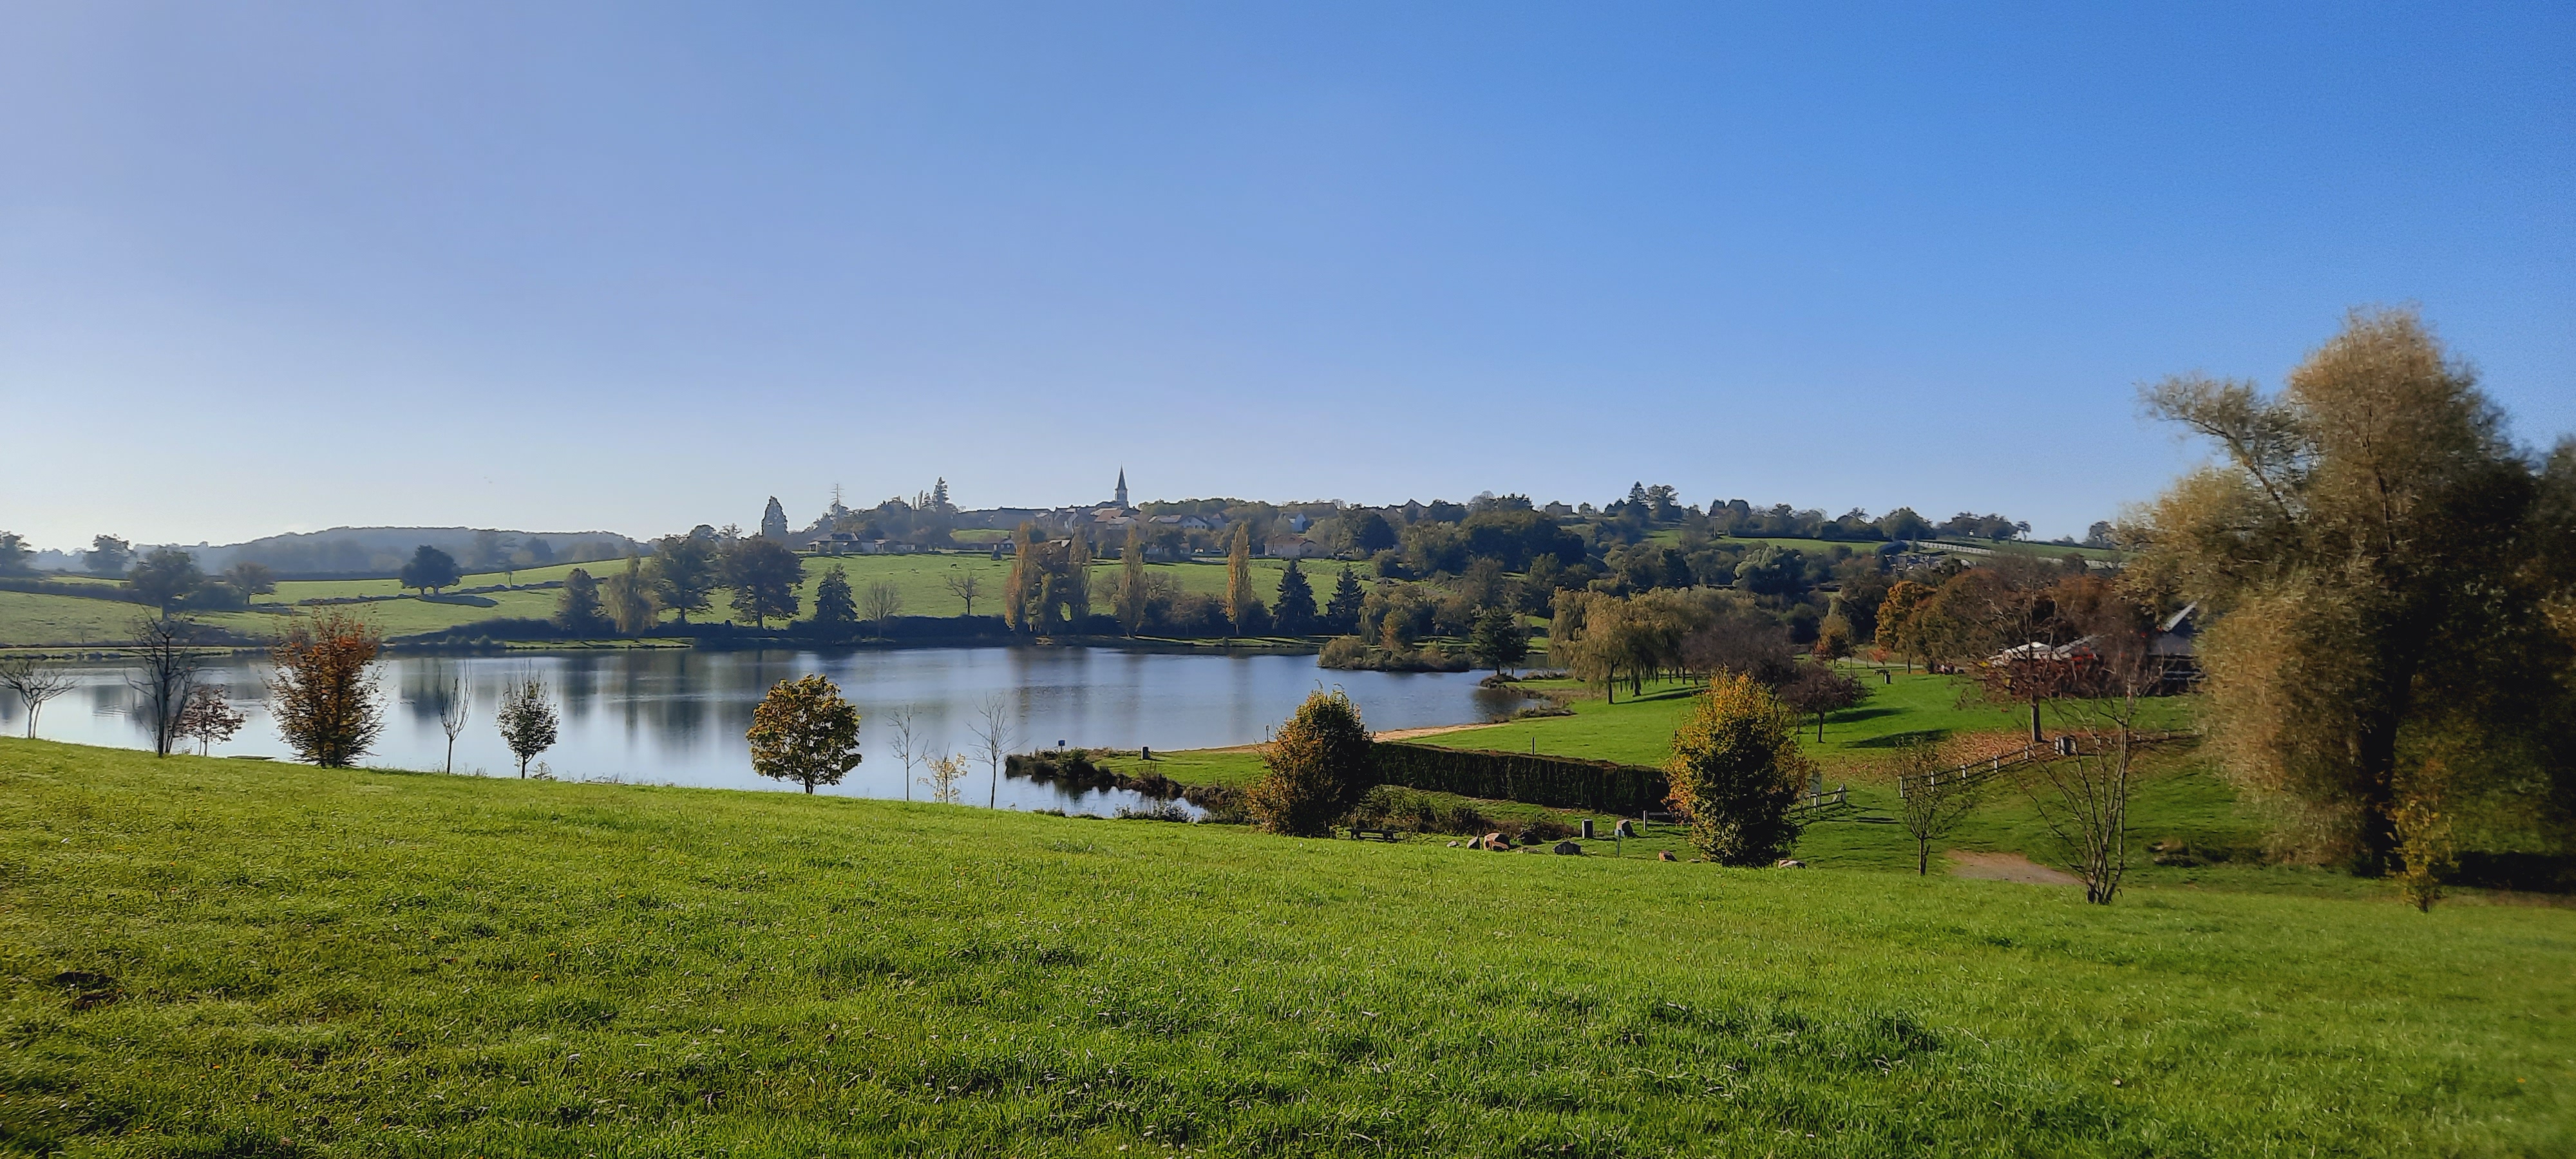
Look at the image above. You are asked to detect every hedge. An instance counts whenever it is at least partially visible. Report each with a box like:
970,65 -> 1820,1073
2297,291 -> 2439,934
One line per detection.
1367,742 -> 1669,814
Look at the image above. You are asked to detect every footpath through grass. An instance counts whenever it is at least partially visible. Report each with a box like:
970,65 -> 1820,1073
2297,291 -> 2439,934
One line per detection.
5,740 -> 2571,1156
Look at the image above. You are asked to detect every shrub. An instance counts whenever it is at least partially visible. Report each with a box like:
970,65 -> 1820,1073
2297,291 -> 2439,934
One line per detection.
1244,690 -> 1374,836
1340,785 -> 1492,836
1667,674 -> 1814,865
1114,800 -> 1193,822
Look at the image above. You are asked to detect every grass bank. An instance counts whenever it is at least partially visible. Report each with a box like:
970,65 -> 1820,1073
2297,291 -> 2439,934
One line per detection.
5,739 -> 2569,1156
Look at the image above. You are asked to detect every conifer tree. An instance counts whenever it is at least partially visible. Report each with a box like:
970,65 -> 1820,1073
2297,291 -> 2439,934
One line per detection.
1326,566 -> 1366,635
1273,559 -> 1317,634
811,564 -> 857,625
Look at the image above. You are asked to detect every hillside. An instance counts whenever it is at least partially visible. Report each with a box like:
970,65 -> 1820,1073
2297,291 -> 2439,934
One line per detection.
5,740 -> 2568,1156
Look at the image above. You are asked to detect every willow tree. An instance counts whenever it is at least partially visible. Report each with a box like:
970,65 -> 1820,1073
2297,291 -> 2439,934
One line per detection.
2132,308 -> 2576,871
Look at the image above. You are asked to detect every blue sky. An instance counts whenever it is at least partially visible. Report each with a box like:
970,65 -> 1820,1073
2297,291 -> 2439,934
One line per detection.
4,3 -> 2569,548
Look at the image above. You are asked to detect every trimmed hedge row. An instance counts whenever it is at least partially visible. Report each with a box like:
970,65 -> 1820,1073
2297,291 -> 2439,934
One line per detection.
1368,742 -> 1669,814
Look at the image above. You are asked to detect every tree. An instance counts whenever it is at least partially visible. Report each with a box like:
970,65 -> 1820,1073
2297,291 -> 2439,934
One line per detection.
922,753 -> 969,804
1468,607 -> 1529,674
1325,567 -> 1366,635
1666,674 -> 1813,865
971,694 -> 1016,808
721,538 -> 804,627
554,567 -> 610,634
1003,524 -> 1039,633
1346,510 -> 1399,554
1117,526 -> 1148,636
1873,579 -> 1937,669
0,657 -> 76,739
496,675 -> 559,778
2133,307 -> 2576,869
2009,589 -> 2164,905
760,496 -> 790,540
601,556 -> 661,634
811,565 -> 858,627
1061,536 -> 1092,623
125,548 -> 204,612
222,561 -> 277,603
85,534 -> 131,576
1224,523 -> 1255,634
399,545 -> 462,595
269,609 -> 385,768
1892,737 -> 1978,875
944,571 -> 983,617
648,529 -> 721,622
469,530 -> 520,574
176,684 -> 245,756
437,678 -> 469,775
862,580 -> 904,636
1244,689 -> 1374,836
0,531 -> 29,574
1274,560 -> 1318,634
886,705 -> 922,801
126,616 -> 202,757
1777,663 -> 1866,742
746,674 -> 864,794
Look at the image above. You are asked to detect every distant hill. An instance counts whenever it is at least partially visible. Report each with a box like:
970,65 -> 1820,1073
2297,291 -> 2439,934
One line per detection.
129,527 -> 644,578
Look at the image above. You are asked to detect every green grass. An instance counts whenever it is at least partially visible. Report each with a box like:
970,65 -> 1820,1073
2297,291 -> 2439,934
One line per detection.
786,553 -> 1329,625
0,592 -> 274,648
4,739 -> 2569,1156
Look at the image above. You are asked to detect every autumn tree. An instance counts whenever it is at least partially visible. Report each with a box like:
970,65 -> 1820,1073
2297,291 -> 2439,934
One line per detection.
176,684 -> 245,756
1776,662 -> 1866,742
496,675 -> 559,778
400,545 -> 462,595
1003,524 -> 1039,632
1224,523 -> 1255,634
269,609 -> 385,768
1116,526 -> 1149,635
1873,579 -> 1936,669
1244,689 -> 1374,836
1667,674 -> 1813,865
601,556 -> 661,634
746,674 -> 864,794
862,580 -> 904,636
2132,307 -> 2576,869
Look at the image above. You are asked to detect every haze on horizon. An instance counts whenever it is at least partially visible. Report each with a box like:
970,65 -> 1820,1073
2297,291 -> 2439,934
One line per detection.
5,3 -> 2570,551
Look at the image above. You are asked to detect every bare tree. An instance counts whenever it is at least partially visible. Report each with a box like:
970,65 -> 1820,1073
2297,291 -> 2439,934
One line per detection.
969,693 -> 1016,807
0,657 -> 76,739
2013,587 -> 2163,905
127,616 -> 202,757
1893,736 -> 1979,875
863,581 -> 905,638
176,684 -> 246,756
943,572 -> 982,617
437,677 -> 471,775
886,705 -> 921,802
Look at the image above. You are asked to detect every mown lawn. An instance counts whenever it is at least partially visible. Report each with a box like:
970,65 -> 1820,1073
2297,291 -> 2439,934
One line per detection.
6,740 -> 2566,1156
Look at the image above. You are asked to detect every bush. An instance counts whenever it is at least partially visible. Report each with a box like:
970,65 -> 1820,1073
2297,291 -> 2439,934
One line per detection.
1340,785 -> 1491,836
1667,674 -> 1814,865
1114,800 -> 1194,822
1244,690 -> 1374,836
1368,742 -> 1667,813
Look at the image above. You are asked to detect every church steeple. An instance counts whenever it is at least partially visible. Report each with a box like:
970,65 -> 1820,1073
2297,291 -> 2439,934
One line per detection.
1115,468 -> 1128,509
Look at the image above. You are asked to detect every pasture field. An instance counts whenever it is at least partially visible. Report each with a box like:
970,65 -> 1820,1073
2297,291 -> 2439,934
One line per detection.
0,592 -> 271,648
4,739 -> 2568,1156
789,553 -> 1323,622
258,561 -> 607,603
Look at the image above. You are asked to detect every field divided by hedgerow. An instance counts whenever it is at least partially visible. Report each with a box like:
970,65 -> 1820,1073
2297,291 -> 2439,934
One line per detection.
3,739 -> 2570,1156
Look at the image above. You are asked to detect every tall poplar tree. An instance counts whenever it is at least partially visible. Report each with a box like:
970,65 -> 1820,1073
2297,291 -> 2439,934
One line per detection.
1119,525 -> 1149,636
1224,523 -> 1254,634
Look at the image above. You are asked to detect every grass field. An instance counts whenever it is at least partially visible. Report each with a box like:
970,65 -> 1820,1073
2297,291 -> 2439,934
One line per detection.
0,592 -> 273,648
785,553 -> 1329,623
4,739 -> 2568,1156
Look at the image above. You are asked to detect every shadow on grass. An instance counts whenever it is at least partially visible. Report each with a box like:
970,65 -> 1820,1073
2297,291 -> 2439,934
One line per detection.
1843,729 -> 1955,750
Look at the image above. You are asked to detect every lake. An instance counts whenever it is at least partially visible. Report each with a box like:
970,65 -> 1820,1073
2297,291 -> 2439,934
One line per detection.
6,646 -> 1531,815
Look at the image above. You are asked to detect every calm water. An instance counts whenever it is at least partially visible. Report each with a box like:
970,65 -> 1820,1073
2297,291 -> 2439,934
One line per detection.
7,647 -> 1528,815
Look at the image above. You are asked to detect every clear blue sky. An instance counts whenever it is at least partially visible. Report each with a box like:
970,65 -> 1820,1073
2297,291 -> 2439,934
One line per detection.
5,3 -> 2569,549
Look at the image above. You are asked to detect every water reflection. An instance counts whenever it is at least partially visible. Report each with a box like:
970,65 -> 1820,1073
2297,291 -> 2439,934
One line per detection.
4,646 -> 1531,815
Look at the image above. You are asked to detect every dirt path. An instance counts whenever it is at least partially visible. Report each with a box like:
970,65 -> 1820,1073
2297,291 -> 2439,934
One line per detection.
1371,723 -> 1496,743
1947,851 -> 2081,885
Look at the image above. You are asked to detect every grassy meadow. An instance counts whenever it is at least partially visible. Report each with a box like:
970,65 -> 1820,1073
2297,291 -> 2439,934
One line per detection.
5,738 -> 2570,1156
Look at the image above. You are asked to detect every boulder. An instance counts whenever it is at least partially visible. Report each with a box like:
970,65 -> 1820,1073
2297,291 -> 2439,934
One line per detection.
1553,840 -> 1583,856
1775,858 -> 1806,869
1481,833 -> 1511,851
1615,820 -> 1638,838
1657,851 -> 1678,862
1446,840 -> 1461,848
